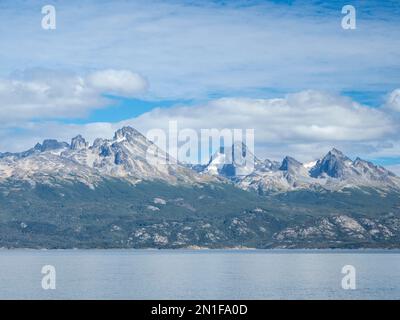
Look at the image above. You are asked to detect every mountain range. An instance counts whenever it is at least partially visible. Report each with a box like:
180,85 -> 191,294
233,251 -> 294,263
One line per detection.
195,143 -> 400,193
0,126 -> 399,249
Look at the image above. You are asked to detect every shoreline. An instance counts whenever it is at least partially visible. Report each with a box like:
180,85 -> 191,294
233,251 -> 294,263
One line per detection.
1,247 -> 400,253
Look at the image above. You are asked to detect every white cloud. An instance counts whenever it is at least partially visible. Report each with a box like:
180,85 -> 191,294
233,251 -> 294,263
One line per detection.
0,69 -> 147,122
2,90 -> 398,164
0,1 -> 398,166
87,69 -> 148,97
386,89 -> 400,112
121,90 -> 396,161
127,91 -> 393,141
0,1 -> 399,99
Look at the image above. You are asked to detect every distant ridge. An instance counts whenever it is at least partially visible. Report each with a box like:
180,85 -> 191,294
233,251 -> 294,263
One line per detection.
0,126 -> 399,193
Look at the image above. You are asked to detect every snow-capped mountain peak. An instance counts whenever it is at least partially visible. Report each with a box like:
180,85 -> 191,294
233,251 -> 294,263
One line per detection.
0,126 -> 210,186
0,129 -> 398,193
70,135 -> 88,150
113,126 -> 144,142
204,142 -> 260,178
309,148 -> 354,179
279,156 -> 303,172
201,146 -> 400,193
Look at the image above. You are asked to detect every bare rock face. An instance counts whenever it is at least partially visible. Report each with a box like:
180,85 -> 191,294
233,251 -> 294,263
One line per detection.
70,135 -> 88,150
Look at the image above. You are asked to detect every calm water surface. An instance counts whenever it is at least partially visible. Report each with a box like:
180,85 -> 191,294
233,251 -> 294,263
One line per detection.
0,249 -> 399,299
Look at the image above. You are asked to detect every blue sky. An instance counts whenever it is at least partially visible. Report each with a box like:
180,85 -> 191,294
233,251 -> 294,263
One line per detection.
0,0 -> 400,170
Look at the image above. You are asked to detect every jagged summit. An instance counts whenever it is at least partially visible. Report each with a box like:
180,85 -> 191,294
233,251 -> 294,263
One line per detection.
0,129 -> 398,193
0,126 -> 208,186
279,156 -> 302,172
41,139 -> 67,151
113,126 -> 144,141
204,141 -> 260,178
329,148 -> 346,156
200,146 -> 399,192
70,135 -> 88,150
309,148 -> 353,179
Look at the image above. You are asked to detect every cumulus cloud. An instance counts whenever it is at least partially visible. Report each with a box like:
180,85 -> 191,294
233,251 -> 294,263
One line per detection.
0,69 -> 147,122
385,89 -> 400,112
118,90 -> 396,161
86,69 -> 148,97
127,91 -> 392,140
3,90 -> 397,163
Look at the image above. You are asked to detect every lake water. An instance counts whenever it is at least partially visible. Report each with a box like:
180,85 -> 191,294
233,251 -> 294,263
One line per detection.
0,249 -> 399,300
